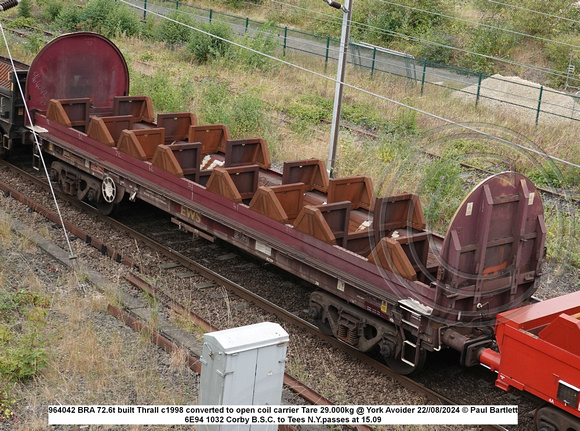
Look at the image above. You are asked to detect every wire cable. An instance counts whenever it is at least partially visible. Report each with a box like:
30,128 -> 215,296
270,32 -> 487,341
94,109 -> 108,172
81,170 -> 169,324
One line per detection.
141,0 -> 578,92
119,0 -> 580,170
270,0 -> 342,22
264,0 -> 573,80
375,0 -> 580,50
154,0 -> 575,81
0,23 -> 79,260
485,0 -> 580,25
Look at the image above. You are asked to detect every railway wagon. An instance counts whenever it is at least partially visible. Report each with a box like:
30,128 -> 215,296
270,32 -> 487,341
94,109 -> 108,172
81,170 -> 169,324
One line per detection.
0,53 -> 27,158
5,31 -> 548,377
479,291 -> 580,431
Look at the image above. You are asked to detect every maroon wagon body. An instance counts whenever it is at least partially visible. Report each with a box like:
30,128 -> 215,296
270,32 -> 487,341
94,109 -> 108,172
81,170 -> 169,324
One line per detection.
25,32 -> 546,365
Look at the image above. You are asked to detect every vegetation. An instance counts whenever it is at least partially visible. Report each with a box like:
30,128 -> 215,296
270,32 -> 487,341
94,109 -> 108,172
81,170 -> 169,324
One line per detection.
175,0 -> 580,85
0,2 -> 576,426
156,10 -> 195,46
0,218 -> 50,424
0,0 -> 577,262
18,0 -> 32,19
236,22 -> 279,71
129,69 -> 196,113
196,77 -> 272,139
0,283 -> 50,383
38,0 -> 142,37
186,20 -> 234,63
18,0 -> 580,85
10,0 -> 580,85
0,208 -> 200,427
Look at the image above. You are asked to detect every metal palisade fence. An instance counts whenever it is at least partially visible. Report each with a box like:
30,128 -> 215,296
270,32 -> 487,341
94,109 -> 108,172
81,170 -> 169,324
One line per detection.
123,0 -> 580,126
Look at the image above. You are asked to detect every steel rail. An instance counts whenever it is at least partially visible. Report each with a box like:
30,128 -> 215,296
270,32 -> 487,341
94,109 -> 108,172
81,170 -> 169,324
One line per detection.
123,273 -> 338,407
0,160 -> 506,431
0,168 -> 376,431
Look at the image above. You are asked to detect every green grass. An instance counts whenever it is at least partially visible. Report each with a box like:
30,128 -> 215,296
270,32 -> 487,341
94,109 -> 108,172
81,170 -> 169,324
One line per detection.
0,289 -> 50,383
6,1 -> 579,271
544,203 -> 580,269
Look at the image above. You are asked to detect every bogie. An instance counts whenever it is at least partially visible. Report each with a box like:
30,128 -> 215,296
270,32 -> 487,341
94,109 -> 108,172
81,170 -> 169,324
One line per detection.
535,405 -> 580,431
50,161 -> 122,215
308,290 -> 427,373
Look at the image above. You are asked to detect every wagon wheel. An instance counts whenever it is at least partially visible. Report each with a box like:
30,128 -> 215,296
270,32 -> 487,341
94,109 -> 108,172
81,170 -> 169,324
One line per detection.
307,303 -> 334,336
97,176 -> 118,216
535,404 -> 579,431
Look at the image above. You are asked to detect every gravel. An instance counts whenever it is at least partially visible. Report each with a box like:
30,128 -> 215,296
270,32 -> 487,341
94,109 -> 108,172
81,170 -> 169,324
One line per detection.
454,74 -> 580,125
0,163 -> 577,431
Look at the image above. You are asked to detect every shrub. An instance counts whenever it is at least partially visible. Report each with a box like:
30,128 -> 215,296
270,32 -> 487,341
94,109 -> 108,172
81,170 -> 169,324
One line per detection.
416,27 -> 457,65
51,0 -> 141,37
18,0 -> 32,19
350,0 -> 448,44
458,19 -> 521,75
130,70 -> 195,113
187,20 -> 233,63
156,10 -> 194,45
223,0 -> 263,9
0,292 -> 49,382
81,0 -> 141,37
228,93 -> 268,137
53,2 -> 82,32
545,34 -> 580,89
25,32 -> 44,55
39,0 -> 64,22
197,79 -> 269,138
0,340 -> 48,381
237,23 -> 279,71
417,157 -> 465,233
506,0 -> 580,37
5,17 -> 37,29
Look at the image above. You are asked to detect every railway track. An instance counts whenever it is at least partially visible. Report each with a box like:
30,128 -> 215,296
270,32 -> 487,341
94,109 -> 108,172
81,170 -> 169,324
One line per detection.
0,21 -> 571,431
321,118 -> 580,205
0,160 -> 354,427
0,19 -> 54,43
0,157 -> 516,431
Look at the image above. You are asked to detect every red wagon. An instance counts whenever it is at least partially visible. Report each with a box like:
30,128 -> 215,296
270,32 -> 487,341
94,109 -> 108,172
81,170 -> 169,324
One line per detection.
479,291 -> 580,430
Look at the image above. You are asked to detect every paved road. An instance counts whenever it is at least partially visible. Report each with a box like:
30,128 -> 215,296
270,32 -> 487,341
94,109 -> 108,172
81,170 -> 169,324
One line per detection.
124,0 -> 479,89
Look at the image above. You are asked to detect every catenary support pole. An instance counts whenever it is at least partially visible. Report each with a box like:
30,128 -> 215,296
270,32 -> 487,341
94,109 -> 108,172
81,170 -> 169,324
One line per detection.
327,0 -> 352,178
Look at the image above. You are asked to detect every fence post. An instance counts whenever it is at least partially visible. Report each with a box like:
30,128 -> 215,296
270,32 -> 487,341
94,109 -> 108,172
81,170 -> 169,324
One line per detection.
475,72 -> 483,106
536,86 -> 543,125
420,59 -> 427,96
143,0 -> 147,19
176,1 -> 179,9
245,17 -> 249,34
325,37 -> 330,72
283,27 -> 288,57
370,47 -> 376,78
209,9 -> 213,23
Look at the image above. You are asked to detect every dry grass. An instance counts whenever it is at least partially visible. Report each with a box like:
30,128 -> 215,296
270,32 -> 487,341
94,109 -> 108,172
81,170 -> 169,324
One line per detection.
115,33 -> 579,261
121,33 -> 578,192
0,214 -> 197,430
9,285 -> 197,429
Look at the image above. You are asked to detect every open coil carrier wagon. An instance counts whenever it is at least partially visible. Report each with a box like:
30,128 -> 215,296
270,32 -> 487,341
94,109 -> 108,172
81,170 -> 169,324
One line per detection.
16,32 -> 547,375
